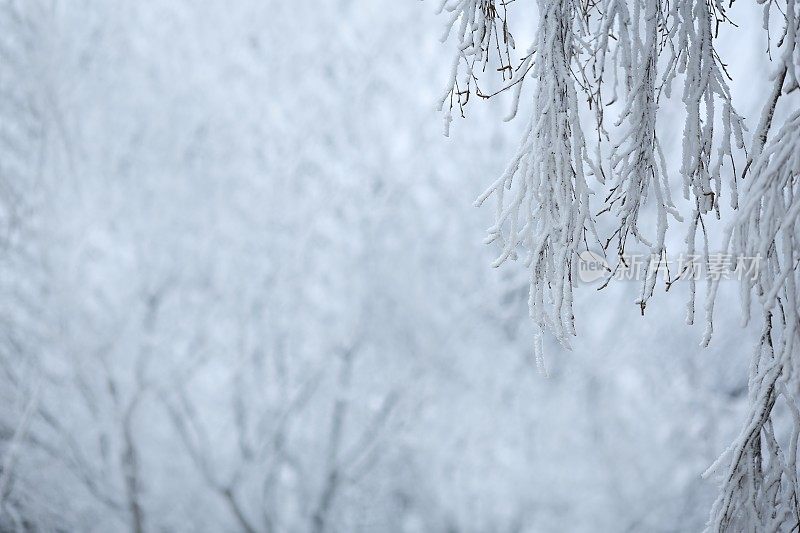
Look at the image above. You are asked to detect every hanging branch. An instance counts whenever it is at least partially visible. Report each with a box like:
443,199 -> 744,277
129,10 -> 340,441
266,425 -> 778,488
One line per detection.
474,0 -> 602,370
594,0 -> 684,313
699,2 -> 800,528
440,0 -> 800,527
436,0 -> 517,135
702,107 -> 800,533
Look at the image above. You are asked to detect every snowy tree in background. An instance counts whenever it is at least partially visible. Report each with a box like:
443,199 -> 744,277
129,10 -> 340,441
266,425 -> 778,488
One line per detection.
439,0 -> 799,530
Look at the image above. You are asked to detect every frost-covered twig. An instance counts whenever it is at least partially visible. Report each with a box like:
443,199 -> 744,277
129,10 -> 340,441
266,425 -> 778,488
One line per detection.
698,2 -> 800,528
474,0 -> 599,368
595,0 -> 685,312
436,0 -> 517,135
702,107 -> 800,532
660,0 -> 747,324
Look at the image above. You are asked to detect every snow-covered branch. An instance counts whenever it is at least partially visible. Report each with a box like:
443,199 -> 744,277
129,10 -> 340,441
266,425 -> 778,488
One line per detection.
441,0 -> 800,527
474,0 -> 598,368
437,0 -> 517,134
703,106 -> 800,532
